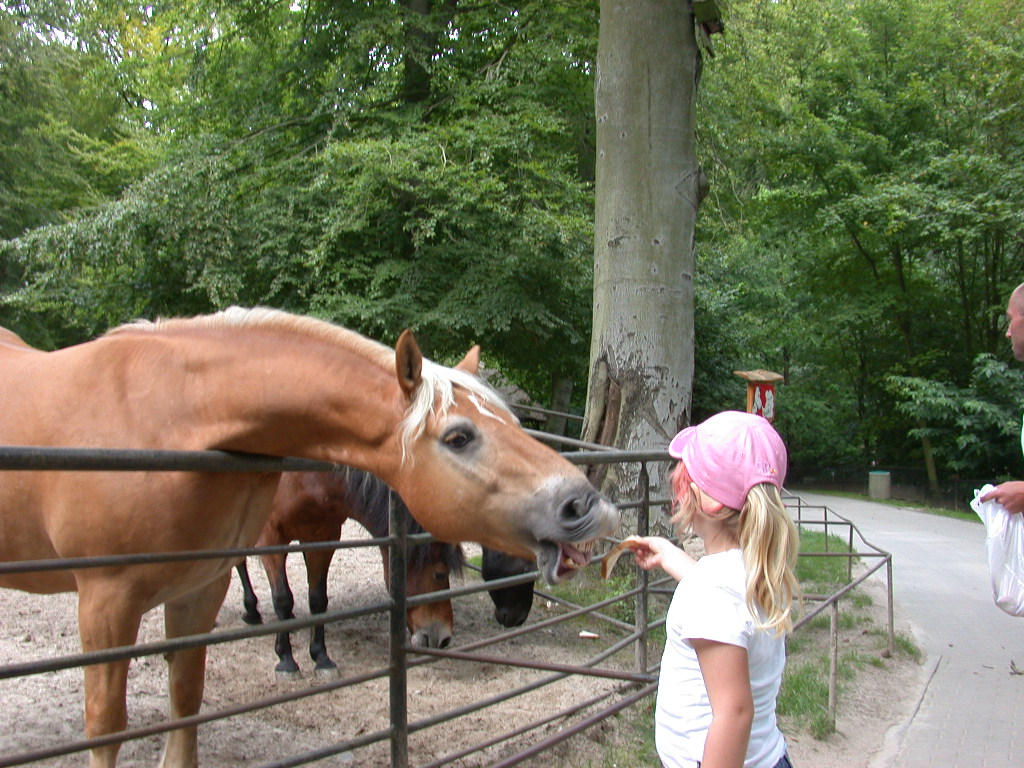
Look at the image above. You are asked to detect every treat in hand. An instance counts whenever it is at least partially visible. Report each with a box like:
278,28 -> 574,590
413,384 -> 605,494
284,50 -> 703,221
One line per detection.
600,536 -> 646,579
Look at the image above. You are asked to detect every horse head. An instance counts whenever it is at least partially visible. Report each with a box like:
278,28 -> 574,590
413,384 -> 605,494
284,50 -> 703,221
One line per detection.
387,331 -> 620,585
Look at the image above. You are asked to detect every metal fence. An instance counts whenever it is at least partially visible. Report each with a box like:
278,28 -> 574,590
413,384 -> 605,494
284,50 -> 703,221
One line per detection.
0,441 -> 892,766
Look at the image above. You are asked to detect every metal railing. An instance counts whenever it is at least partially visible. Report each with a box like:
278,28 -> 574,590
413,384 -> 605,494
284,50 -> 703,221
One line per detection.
0,443 -> 892,766
785,493 -> 895,730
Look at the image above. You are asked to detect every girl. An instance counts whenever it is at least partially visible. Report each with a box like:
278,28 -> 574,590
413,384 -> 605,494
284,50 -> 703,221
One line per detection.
627,410 -> 800,768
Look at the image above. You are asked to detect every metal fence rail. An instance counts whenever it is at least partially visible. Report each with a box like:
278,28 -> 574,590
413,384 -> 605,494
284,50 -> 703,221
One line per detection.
0,444 -> 892,766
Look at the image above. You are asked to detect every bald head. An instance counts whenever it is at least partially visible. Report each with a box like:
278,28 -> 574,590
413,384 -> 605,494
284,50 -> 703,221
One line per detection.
1007,284 -> 1024,362
1011,283 -> 1024,312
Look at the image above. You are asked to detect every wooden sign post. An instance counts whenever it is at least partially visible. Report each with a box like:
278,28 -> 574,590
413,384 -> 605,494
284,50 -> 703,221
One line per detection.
733,369 -> 784,422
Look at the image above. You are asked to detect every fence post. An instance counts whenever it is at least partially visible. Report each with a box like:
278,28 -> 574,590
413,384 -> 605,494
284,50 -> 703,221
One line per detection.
827,600 -> 839,731
885,555 -> 895,657
636,462 -> 650,675
846,525 -> 854,582
389,490 -> 409,768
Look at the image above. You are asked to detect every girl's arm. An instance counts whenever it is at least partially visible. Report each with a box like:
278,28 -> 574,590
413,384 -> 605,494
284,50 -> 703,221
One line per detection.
628,536 -> 695,581
692,638 -> 754,768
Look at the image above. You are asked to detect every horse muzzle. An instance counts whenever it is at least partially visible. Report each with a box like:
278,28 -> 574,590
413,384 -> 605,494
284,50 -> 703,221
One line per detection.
533,486 -> 620,584
409,622 -> 452,650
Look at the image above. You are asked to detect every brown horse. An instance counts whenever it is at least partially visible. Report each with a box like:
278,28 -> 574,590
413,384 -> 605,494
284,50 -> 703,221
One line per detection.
236,468 -> 464,675
0,307 -> 618,768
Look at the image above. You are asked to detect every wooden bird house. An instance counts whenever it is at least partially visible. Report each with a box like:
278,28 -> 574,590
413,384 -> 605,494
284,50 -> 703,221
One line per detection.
733,369 -> 784,422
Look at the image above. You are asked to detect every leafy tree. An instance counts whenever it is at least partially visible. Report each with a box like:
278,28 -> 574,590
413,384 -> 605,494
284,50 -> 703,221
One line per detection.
693,0 -> 1024,488
0,8 -> 154,240
888,354 -> 1024,481
1,1 -> 599,403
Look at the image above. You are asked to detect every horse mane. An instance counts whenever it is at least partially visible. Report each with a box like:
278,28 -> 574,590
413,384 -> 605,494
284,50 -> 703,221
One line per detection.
106,306 -> 514,460
340,468 -> 464,575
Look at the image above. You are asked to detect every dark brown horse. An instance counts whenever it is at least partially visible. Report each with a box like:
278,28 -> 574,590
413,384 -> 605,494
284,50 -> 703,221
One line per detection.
482,548 -> 536,628
235,468 -> 464,676
0,307 -> 619,768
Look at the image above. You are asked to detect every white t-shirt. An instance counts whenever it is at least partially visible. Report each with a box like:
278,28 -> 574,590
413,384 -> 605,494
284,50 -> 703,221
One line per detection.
655,548 -> 787,768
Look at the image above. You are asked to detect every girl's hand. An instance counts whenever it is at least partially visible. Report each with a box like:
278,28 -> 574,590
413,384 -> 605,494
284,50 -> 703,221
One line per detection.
628,536 -> 695,581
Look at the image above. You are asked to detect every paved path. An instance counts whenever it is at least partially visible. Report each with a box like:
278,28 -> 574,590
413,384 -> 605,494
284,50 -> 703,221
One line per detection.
790,490 -> 1024,768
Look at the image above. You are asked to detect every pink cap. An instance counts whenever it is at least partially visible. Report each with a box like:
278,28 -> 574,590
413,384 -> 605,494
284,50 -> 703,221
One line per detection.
668,410 -> 787,511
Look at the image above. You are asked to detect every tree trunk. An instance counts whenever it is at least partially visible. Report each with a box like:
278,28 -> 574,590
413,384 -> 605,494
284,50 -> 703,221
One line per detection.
583,0 -> 700,498
545,376 -> 575,438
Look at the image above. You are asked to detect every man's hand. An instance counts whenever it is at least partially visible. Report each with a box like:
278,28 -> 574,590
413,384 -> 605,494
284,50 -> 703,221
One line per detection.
981,481 -> 1024,514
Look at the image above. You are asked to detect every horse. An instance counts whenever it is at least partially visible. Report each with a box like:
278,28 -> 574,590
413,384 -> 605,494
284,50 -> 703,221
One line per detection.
481,548 -> 537,628
235,468 -> 464,676
0,307 -> 619,768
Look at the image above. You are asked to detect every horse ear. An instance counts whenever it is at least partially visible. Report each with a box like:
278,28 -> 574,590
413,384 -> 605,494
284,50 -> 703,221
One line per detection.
395,329 -> 423,398
455,345 -> 481,375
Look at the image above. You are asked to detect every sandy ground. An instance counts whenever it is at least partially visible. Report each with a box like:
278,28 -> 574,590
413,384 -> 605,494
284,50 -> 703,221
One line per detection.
0,520 -> 922,767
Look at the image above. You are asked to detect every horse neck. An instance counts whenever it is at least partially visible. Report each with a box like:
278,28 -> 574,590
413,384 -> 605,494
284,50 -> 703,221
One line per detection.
341,470 -> 450,570
115,328 -> 408,481
340,470 -> 395,539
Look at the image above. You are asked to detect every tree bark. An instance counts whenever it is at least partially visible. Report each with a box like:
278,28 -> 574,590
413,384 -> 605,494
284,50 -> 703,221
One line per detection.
583,0 -> 700,498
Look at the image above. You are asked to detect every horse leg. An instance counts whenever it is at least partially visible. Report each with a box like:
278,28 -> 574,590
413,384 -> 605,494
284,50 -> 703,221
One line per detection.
158,574 -> 232,768
77,583 -> 145,768
236,561 -> 262,625
263,553 -> 300,676
303,548 -> 338,676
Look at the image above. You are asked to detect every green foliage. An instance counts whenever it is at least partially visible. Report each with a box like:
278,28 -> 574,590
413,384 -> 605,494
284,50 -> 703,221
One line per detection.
4,0 -> 1024,483
0,9 -> 158,241
887,353 -> 1024,477
693,0 -> 1024,481
0,1 -> 598,402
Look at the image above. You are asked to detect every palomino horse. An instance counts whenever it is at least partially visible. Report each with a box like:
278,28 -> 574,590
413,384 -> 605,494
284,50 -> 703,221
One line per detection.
235,468 -> 465,675
0,307 -> 619,768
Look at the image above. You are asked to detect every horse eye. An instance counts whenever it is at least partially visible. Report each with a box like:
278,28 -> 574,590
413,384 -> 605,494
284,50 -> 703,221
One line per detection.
442,427 -> 474,451
434,570 -> 447,584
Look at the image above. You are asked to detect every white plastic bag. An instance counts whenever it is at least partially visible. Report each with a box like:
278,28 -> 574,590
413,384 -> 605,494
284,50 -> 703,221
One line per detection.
971,485 -> 1024,617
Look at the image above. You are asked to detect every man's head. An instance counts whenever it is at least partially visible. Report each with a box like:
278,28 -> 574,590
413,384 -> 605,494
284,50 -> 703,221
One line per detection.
1007,283 -> 1024,362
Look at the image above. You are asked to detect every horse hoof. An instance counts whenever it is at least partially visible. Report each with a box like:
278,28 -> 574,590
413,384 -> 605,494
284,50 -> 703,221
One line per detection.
314,665 -> 340,680
274,658 -> 301,678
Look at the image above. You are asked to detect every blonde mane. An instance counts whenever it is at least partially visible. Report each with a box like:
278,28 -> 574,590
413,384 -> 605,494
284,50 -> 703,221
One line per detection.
108,306 -> 514,459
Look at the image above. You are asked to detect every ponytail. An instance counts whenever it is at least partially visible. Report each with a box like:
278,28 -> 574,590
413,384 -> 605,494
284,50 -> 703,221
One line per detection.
739,483 -> 801,636
668,463 -> 800,635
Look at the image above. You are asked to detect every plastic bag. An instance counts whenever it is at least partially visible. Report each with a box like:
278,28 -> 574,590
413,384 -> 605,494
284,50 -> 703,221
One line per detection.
971,485 -> 1024,617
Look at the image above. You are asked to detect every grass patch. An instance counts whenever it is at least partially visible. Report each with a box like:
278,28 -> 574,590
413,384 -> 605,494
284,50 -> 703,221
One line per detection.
778,527 -> 921,740
547,564 -> 666,631
777,661 -> 834,739
795,528 -> 858,593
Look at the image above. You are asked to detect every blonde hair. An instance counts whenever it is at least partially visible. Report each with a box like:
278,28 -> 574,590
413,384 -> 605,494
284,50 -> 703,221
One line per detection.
669,464 -> 801,636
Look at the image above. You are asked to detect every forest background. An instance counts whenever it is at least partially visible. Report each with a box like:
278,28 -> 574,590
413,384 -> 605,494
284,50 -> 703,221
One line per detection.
1,0 -> 1022,503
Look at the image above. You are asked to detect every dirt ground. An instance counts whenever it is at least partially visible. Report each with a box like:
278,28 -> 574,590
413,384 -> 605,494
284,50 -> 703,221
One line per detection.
0,521 -> 922,767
